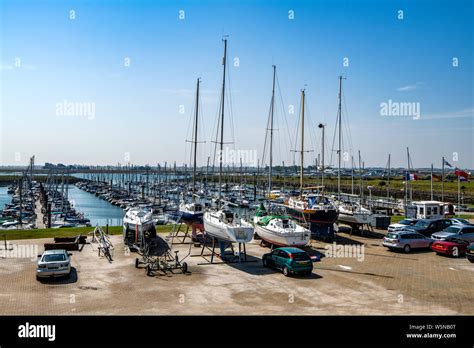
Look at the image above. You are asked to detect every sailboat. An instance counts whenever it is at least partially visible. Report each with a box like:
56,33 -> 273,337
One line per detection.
254,66 -> 310,247
283,89 -> 339,235
178,78 -> 204,229
336,151 -> 372,226
331,76 -> 372,227
255,215 -> 310,247
203,38 -> 254,244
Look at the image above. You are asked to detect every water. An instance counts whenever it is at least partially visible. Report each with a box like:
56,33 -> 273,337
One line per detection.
68,185 -> 124,226
0,186 -> 11,210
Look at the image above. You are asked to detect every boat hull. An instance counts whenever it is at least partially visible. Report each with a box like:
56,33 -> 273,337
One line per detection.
255,224 -> 310,247
203,215 -> 253,243
338,212 -> 371,225
178,210 -> 204,225
285,205 -> 338,225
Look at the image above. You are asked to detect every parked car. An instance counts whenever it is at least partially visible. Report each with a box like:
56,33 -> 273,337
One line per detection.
383,231 -> 433,253
431,237 -> 470,257
466,244 -> 474,263
406,218 -> 453,237
431,225 -> 474,242
36,249 -> 72,280
387,218 -> 418,232
262,247 -> 315,276
449,218 -> 473,225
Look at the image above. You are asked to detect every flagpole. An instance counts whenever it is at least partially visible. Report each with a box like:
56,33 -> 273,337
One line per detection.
458,174 -> 461,215
430,163 -> 433,201
441,156 -> 444,202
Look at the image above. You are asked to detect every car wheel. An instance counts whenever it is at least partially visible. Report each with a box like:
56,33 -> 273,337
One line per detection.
181,262 -> 188,274
146,265 -> 152,276
36,275 -> 40,281
468,257 -> 474,263
283,267 -> 290,277
262,257 -> 268,267
403,244 -> 411,253
135,258 -> 139,268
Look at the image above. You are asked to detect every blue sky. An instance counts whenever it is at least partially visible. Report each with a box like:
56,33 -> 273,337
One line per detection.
0,0 -> 472,169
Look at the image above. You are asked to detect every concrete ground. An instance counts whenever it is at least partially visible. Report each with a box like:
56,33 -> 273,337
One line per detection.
0,228 -> 473,315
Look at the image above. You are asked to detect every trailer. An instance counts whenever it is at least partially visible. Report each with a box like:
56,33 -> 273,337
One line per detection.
134,234 -> 190,276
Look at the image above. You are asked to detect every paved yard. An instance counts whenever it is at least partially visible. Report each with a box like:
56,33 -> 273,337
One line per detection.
0,230 -> 472,315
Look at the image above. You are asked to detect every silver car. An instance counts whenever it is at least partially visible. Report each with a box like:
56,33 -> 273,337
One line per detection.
36,249 -> 72,279
431,225 -> 474,242
383,231 -> 433,253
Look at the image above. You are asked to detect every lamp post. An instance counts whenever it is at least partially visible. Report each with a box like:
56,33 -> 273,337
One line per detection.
367,185 -> 374,210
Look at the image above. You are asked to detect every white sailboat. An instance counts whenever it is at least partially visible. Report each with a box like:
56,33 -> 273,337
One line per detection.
254,66 -> 311,247
331,76 -> 373,227
255,215 -> 310,247
203,38 -> 254,244
204,208 -> 254,243
336,201 -> 372,225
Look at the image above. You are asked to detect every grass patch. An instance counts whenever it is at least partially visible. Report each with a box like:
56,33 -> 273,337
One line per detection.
0,224 -> 181,241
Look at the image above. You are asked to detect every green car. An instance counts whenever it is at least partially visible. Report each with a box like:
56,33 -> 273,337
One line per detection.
262,247 -> 316,276
466,244 -> 474,263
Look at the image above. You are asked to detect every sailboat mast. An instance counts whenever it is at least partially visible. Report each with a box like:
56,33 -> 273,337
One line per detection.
318,123 -> 325,189
300,89 -> 305,197
405,147 -> 409,215
218,39 -> 227,207
387,153 -> 391,199
351,156 -> 354,195
192,78 -> 200,202
268,65 -> 276,194
337,75 -> 343,199
358,150 -> 362,199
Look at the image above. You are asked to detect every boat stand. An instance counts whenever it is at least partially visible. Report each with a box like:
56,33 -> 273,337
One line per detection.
194,237 -> 256,265
0,235 -> 13,251
167,223 -> 192,244
168,223 -> 205,245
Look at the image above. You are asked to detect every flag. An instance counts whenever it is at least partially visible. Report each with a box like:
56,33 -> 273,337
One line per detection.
431,174 -> 441,181
455,169 -> 469,180
405,172 -> 418,181
443,159 -> 453,168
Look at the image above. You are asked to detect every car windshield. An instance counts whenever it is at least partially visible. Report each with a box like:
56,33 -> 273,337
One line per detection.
399,220 -> 412,225
292,252 -> 310,261
454,218 -> 470,224
42,254 -> 66,262
443,226 -> 461,234
387,233 -> 398,239
415,220 -> 429,228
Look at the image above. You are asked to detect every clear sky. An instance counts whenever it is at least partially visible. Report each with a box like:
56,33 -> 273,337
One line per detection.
0,0 -> 472,169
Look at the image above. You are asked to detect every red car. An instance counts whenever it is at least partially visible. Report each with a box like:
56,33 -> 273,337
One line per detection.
431,237 -> 470,257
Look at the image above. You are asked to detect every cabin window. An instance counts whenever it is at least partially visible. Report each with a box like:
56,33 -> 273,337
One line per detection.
427,207 -> 432,215
419,207 -> 424,215
433,207 -> 438,215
